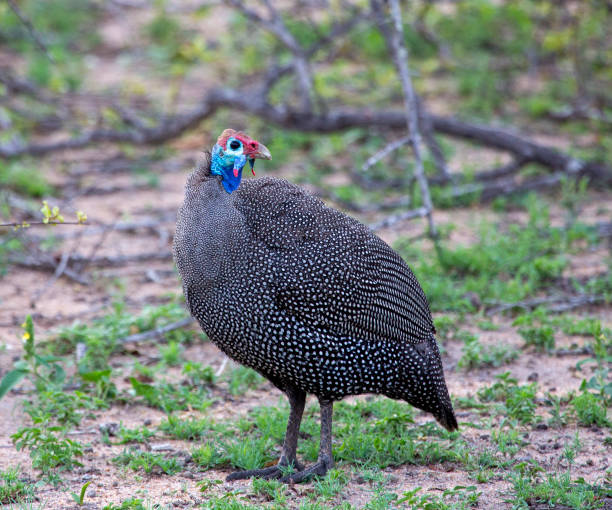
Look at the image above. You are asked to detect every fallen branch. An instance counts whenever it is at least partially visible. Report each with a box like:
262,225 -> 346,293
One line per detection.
553,346 -> 594,357
8,253 -> 90,285
361,135 -> 412,172
2,84 -> 610,189
5,0 -> 54,62
8,251 -> 173,280
313,186 -> 413,214
447,172 -> 574,203
369,207 -> 430,231
118,317 -> 195,344
473,158 -> 528,182
485,293 -> 605,316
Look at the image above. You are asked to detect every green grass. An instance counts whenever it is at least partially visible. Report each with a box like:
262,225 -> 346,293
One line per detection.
11,425 -> 83,478
191,442 -> 228,470
509,465 -> 610,510
0,162 -> 53,198
51,300 -> 193,359
129,377 -> 213,413
103,498 -> 172,510
228,365 -> 265,396
158,414 -> 217,441
112,449 -> 183,475
571,392 -> 610,428
457,331 -> 519,370
0,468 -> 34,505
158,341 -> 184,366
114,423 -> 156,444
394,197 -> 606,314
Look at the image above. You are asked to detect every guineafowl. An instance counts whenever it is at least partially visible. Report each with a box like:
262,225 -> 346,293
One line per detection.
173,129 -> 458,483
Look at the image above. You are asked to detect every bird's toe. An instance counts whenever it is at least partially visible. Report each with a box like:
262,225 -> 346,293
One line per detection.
279,460 -> 330,484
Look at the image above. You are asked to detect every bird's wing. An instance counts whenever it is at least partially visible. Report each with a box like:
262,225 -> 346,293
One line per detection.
235,178 -> 435,344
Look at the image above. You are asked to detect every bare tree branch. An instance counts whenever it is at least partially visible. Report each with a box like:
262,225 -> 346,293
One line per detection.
373,0 -> 437,237
370,207 -> 430,231
2,82 -> 610,190
486,293 -> 606,316
8,251 -> 173,281
228,0 -> 315,110
119,317 -> 195,344
361,135 -> 412,172
4,0 -> 54,62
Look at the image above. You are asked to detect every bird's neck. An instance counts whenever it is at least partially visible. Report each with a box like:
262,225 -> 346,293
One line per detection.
176,160 -> 246,288
210,144 -> 246,193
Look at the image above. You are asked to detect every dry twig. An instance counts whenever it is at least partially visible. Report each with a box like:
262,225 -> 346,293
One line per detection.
4,0 -> 54,62
373,0 -> 437,237
118,317 -> 195,344
485,293 -> 605,316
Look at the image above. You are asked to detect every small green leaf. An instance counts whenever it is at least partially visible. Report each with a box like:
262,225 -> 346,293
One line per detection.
0,369 -> 28,400
78,480 -> 91,505
80,369 -> 112,383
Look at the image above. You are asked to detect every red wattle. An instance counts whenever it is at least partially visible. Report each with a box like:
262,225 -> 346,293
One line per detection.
233,167 -> 239,178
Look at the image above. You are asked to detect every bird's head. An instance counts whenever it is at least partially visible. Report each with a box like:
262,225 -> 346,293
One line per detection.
210,129 -> 271,193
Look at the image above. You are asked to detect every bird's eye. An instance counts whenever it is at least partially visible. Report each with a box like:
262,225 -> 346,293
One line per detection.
229,140 -> 241,150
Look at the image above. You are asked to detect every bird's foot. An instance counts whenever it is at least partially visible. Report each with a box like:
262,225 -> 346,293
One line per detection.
226,460 -> 304,482
279,458 -> 332,484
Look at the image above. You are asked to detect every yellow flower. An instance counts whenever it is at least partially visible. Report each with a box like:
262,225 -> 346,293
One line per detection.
22,331 -> 30,341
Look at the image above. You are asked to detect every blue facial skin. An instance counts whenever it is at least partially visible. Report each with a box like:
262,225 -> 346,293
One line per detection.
210,139 -> 248,193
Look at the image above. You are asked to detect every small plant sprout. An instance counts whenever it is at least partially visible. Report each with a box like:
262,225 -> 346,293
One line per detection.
70,480 -> 91,506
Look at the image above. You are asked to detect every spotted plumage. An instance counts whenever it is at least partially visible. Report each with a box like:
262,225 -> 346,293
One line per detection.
173,130 -> 457,483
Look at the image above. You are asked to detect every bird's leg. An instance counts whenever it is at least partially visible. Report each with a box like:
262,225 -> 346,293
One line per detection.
226,388 -> 306,481
280,399 -> 334,483
277,387 -> 306,472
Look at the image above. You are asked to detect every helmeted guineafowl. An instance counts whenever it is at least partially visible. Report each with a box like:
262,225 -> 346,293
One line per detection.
173,129 -> 458,483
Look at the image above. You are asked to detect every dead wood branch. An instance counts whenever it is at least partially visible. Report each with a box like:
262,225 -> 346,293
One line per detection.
472,158 -> 529,182
4,0 -> 54,62
485,293 -> 606,316
229,0 -> 315,110
46,217 -> 175,240
448,170 -> 582,203
553,346 -> 594,357
313,186 -> 412,214
119,317 -> 195,344
2,82 -> 610,190
8,251 -> 173,282
0,221 -> 86,228
373,0 -> 436,237
369,207 -> 430,231
59,251 -> 173,268
361,136 -> 412,172
29,234 -> 83,306
9,254 -> 90,285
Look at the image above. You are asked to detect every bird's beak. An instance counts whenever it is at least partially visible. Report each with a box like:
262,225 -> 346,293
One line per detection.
253,142 -> 272,160
247,142 -> 271,176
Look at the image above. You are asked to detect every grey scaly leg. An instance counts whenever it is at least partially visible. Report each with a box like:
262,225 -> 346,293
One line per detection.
226,387 -> 306,481
280,398 -> 334,483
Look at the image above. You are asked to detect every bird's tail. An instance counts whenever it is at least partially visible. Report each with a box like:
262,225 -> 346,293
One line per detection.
434,399 -> 458,431
405,335 -> 458,432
